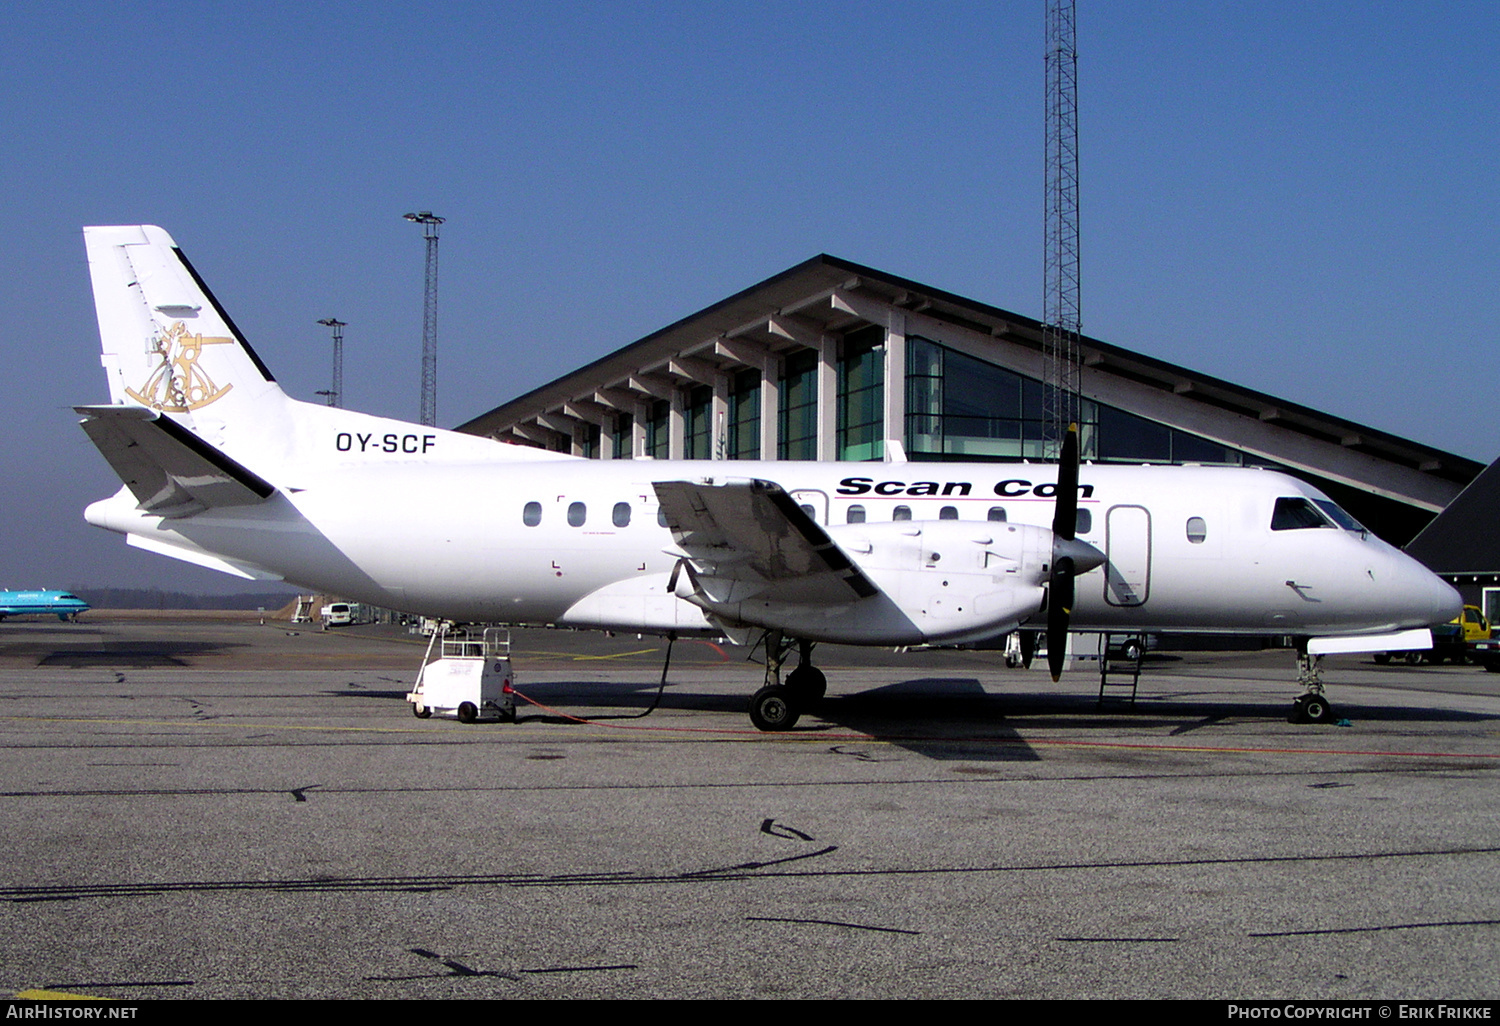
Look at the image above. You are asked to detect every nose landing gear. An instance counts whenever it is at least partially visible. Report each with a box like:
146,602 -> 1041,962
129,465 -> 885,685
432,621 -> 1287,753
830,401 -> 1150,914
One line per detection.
1289,647 -> 1336,724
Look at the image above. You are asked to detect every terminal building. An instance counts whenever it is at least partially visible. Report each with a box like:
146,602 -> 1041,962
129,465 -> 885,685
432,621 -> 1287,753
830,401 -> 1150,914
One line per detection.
458,254 -> 1484,561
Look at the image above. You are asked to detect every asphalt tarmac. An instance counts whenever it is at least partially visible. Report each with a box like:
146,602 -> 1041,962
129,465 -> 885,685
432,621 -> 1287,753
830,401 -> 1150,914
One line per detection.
0,615 -> 1496,1000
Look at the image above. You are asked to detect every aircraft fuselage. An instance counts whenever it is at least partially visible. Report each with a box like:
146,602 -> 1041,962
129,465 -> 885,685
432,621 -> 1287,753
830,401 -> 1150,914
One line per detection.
86,456 -> 1457,641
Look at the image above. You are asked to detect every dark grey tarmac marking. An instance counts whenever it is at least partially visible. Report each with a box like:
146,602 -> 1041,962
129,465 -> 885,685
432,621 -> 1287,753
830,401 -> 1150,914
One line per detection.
1250,918 -> 1500,937
760,818 -> 814,841
2,760 -> 1491,801
5,844 -> 1493,903
1057,936 -> 1179,943
747,916 -> 921,936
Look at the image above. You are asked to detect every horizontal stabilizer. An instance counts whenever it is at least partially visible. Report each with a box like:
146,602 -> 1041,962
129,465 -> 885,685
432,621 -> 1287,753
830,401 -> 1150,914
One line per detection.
76,405 -> 275,518
126,534 -> 284,581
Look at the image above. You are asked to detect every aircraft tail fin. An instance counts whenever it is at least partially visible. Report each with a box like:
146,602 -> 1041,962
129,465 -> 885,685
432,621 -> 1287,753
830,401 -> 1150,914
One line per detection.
82,225 -> 562,480
85,225 -> 283,422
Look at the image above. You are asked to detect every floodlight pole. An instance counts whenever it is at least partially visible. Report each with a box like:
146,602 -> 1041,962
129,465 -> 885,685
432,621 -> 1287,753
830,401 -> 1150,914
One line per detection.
316,317 -> 346,408
404,211 -> 444,427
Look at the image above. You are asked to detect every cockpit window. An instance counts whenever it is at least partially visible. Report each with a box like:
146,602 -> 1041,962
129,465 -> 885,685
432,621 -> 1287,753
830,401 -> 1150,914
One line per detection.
1312,499 -> 1367,534
1271,497 -> 1333,531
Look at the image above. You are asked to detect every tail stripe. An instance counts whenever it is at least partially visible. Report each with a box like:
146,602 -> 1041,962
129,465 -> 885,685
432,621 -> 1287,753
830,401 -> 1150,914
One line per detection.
170,246 -> 276,384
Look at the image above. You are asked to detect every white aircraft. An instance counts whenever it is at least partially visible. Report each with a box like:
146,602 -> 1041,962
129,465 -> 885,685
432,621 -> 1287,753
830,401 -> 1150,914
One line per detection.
75,225 -> 1460,728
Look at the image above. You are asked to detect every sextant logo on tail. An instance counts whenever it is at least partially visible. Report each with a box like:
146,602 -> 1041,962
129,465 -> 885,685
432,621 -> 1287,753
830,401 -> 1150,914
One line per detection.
124,321 -> 235,412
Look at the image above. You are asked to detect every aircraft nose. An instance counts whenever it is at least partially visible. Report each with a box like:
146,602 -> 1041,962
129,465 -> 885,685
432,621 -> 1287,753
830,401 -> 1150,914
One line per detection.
1397,555 -> 1461,627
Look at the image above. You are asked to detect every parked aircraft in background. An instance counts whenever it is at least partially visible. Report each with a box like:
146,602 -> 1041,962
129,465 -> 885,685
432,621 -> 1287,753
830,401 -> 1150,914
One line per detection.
74,226 -> 1459,728
0,591 -> 89,622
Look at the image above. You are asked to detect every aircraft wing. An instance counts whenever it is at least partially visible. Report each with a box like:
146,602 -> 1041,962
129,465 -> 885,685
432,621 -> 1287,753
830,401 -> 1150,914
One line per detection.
76,405 -> 276,518
654,478 -> 879,605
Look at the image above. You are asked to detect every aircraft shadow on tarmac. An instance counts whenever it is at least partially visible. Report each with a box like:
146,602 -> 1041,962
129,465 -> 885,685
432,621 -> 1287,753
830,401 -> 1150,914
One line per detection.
334,670 -> 1500,762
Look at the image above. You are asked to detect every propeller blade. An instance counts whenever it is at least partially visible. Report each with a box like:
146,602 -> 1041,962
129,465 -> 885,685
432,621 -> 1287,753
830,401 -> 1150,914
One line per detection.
1047,556 -> 1075,681
1051,422 -> 1079,541
1047,423 -> 1082,680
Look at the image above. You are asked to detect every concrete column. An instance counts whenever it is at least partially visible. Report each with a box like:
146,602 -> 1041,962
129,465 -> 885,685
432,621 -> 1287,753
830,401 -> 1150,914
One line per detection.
884,311 -> 906,456
760,355 -> 780,461
712,372 -> 729,460
669,388 -> 685,460
816,334 -> 838,461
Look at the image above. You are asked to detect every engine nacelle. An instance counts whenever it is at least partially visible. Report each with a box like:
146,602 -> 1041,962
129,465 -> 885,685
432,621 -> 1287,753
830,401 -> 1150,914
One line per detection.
677,519 -> 1055,645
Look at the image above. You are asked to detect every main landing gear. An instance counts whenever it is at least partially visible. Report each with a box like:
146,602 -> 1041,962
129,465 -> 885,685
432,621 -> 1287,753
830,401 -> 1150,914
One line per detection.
748,632 -> 824,732
1288,646 -> 1336,724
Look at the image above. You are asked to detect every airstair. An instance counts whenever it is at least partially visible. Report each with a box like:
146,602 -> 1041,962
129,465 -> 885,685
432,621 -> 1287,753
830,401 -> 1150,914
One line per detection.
1097,633 -> 1146,706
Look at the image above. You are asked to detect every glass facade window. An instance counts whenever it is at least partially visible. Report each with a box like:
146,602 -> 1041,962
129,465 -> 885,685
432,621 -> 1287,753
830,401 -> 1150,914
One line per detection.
906,335 -> 1047,460
907,335 -> 1247,467
728,368 -> 760,460
646,400 -> 669,459
778,348 -> 818,461
838,325 -> 884,461
581,422 -> 601,459
684,385 -> 713,459
613,412 -> 633,459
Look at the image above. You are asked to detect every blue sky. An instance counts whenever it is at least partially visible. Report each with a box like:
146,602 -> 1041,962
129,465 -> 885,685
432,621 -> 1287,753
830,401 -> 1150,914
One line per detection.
2,1 -> 1496,590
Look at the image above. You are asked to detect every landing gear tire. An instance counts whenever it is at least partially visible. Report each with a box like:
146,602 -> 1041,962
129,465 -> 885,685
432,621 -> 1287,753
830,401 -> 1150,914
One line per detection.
1372,653 -> 1391,665
785,664 -> 826,702
1120,640 -> 1143,662
457,702 -> 478,724
412,702 -> 432,719
1403,651 -> 1424,666
749,686 -> 800,732
1290,694 -> 1334,724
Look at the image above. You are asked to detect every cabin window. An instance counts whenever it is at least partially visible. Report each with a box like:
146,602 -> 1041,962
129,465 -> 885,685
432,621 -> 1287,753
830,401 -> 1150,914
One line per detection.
1075,509 -> 1092,535
1186,516 -> 1207,543
893,505 -> 912,521
800,504 -> 816,519
658,506 -> 669,528
612,502 -> 631,528
988,507 -> 1007,522
1271,497 -> 1332,531
568,501 -> 587,527
939,506 -> 959,520
523,501 -> 542,527
847,505 -> 866,524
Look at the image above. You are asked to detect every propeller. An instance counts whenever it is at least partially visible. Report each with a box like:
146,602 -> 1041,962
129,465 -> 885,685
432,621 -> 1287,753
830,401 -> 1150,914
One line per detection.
1046,424 -> 1105,681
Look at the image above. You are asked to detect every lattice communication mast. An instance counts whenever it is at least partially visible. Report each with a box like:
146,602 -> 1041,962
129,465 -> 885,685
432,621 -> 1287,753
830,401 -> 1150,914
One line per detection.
404,211 -> 445,427
1043,0 -> 1082,459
